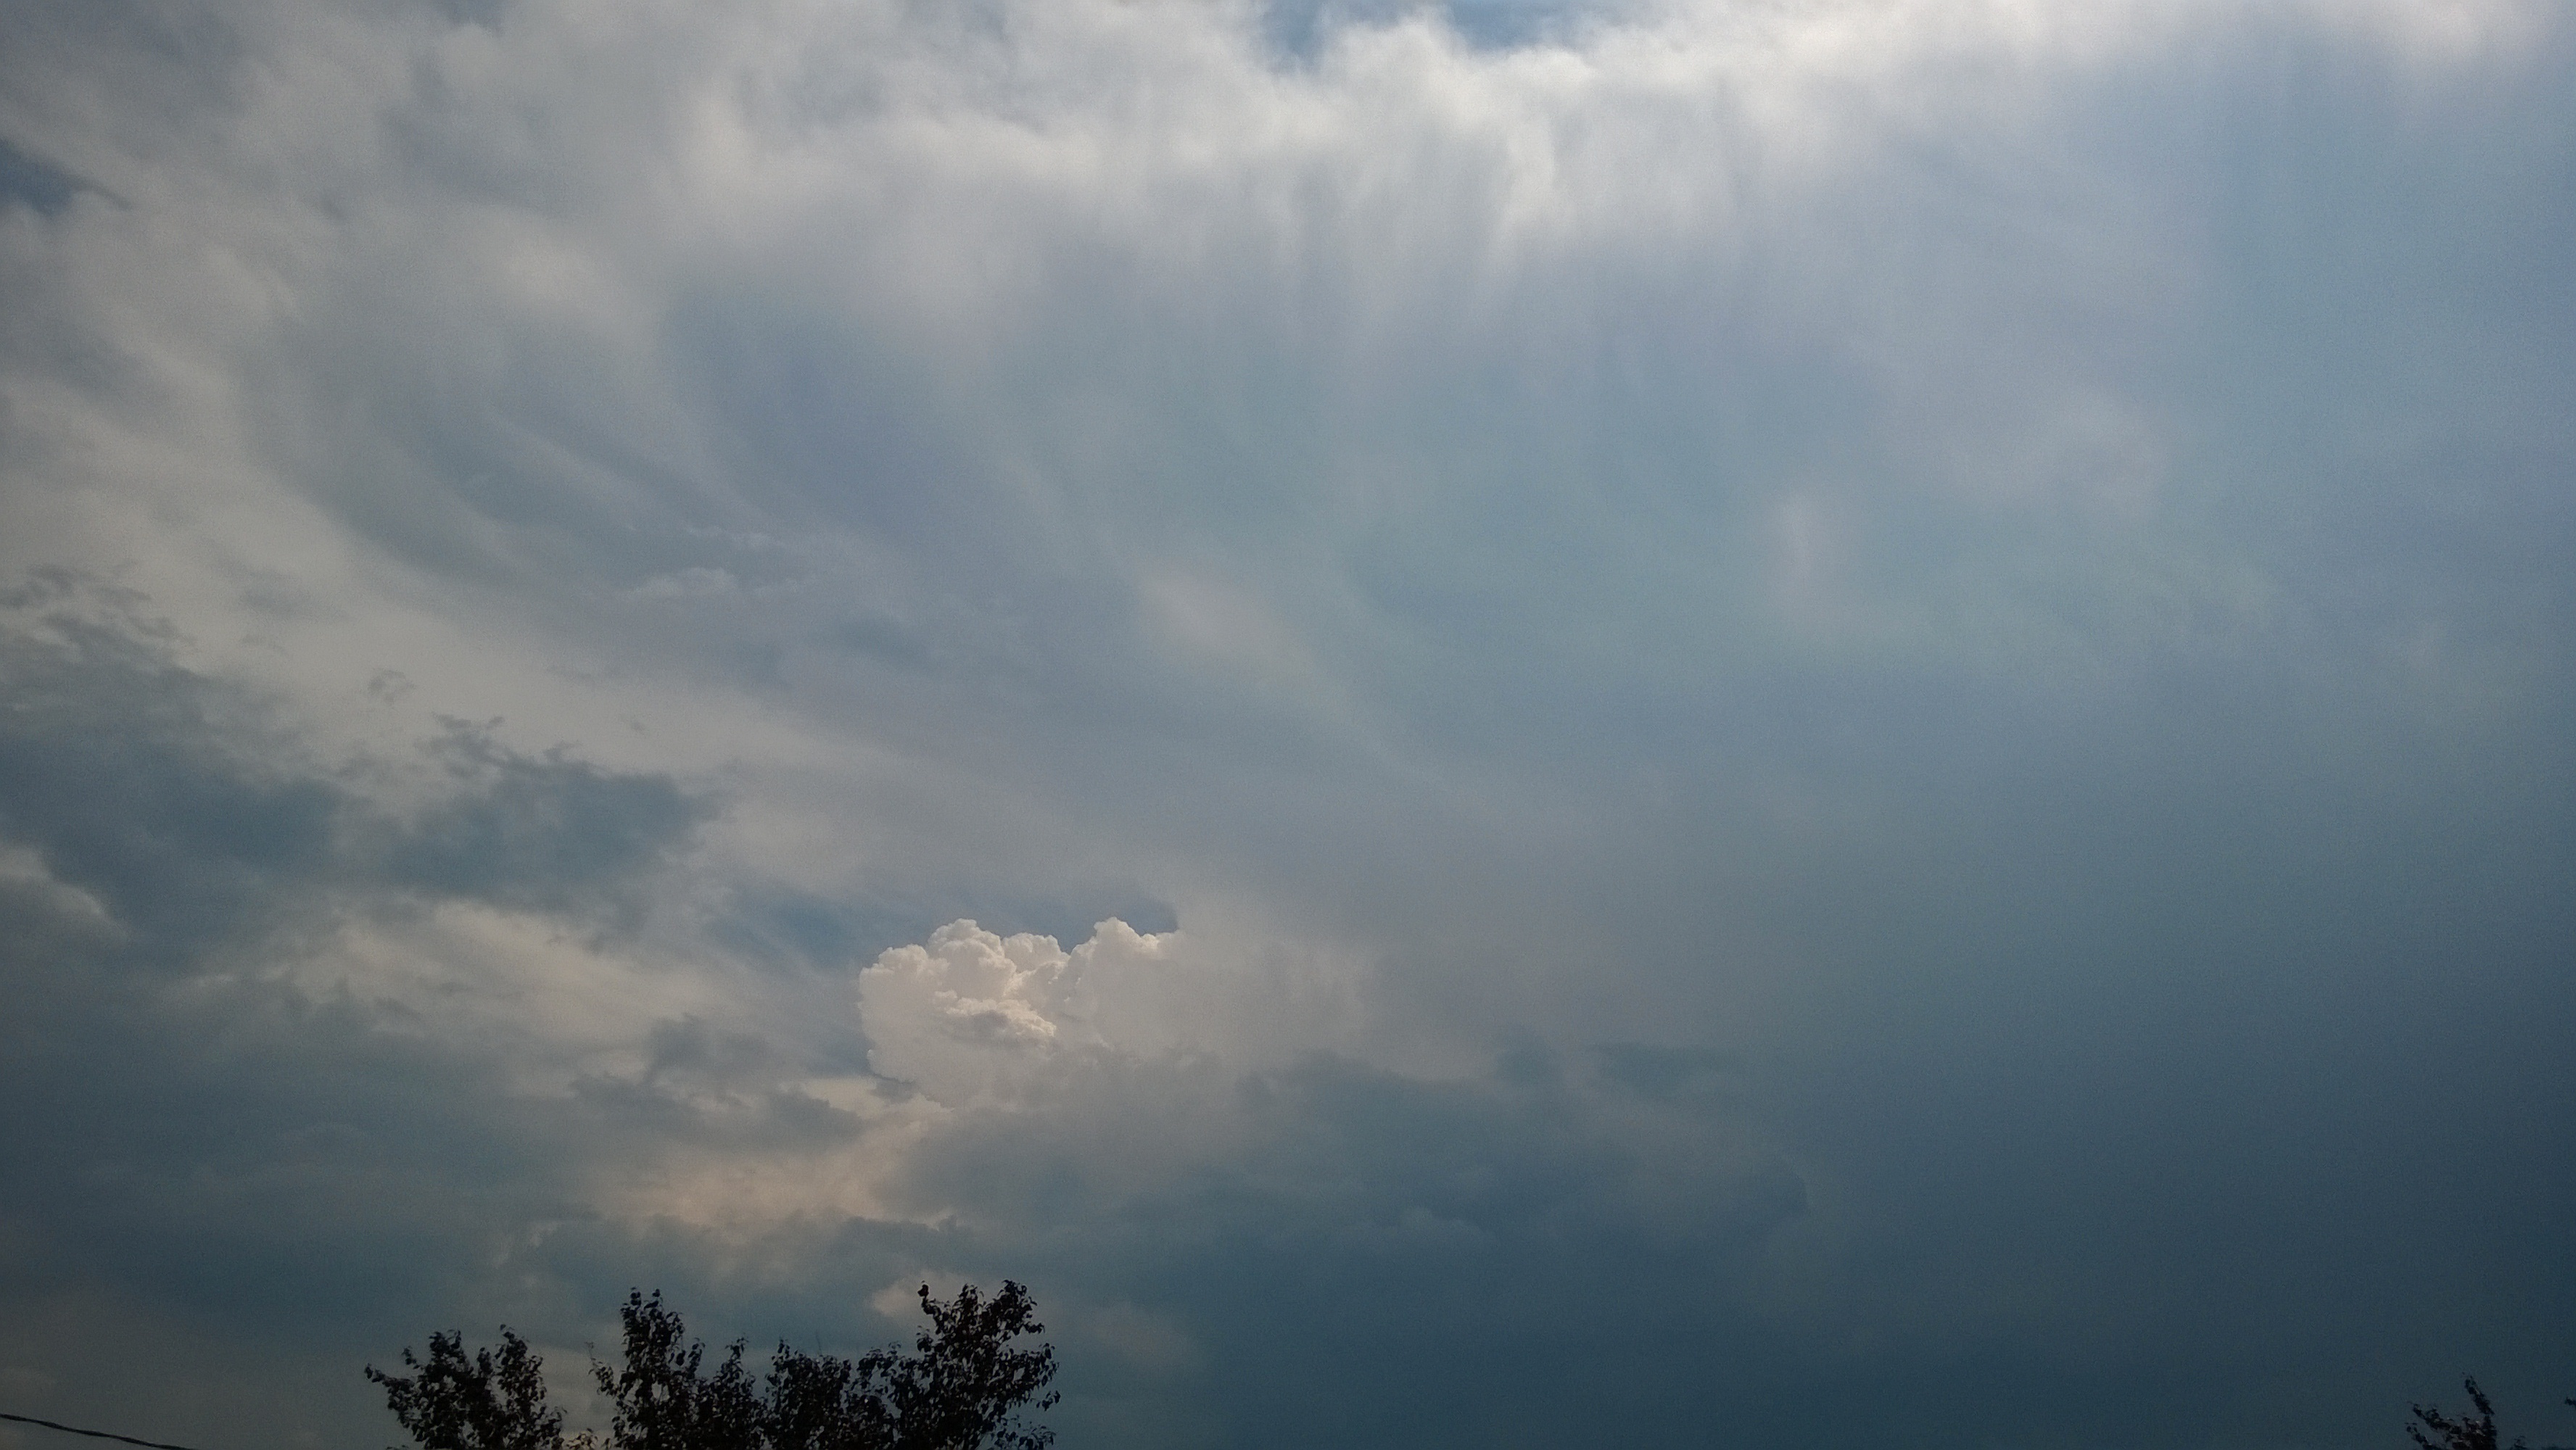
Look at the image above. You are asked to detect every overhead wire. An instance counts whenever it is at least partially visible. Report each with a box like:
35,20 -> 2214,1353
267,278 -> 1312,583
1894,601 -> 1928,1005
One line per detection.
0,1411 -> 210,1450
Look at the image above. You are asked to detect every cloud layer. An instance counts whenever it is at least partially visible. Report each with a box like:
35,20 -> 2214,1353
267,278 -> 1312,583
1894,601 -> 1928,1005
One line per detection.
1,0 -> 2572,1446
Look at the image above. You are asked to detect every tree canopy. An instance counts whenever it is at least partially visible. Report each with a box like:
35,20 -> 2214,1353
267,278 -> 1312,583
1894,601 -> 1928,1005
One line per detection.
2406,1378 -> 2576,1450
369,1283 -> 1057,1450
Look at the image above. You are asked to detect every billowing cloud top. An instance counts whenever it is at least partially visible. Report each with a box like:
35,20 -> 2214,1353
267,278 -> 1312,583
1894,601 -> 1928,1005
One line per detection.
862,919 -> 1174,1095
1,0 -> 2572,1446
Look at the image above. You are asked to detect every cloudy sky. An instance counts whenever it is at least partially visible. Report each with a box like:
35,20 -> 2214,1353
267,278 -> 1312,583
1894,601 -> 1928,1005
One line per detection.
1,1 -> 2571,1445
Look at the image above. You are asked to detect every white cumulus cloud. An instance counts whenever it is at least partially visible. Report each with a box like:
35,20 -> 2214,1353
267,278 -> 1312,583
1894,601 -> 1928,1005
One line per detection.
860,917 -> 1183,1101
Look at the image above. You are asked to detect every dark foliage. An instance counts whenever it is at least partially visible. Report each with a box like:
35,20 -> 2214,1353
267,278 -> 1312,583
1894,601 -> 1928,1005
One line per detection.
873,1282 -> 1060,1450
2406,1378 -> 2576,1450
2409,1378 -> 2515,1450
595,1292 -> 766,1450
372,1284 -> 1056,1450
368,1328 -> 564,1450
762,1338 -> 897,1450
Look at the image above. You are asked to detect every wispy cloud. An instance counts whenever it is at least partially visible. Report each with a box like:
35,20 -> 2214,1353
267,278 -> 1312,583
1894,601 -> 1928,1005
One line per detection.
1,0 -> 2570,1444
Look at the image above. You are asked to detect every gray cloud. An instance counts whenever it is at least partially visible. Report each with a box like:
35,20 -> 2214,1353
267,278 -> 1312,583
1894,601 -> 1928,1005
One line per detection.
891,1048 -> 1809,1447
379,718 -> 709,914
0,0 -> 2571,1446
0,138 -> 82,217
0,580 -> 734,1443
0,573 -> 343,961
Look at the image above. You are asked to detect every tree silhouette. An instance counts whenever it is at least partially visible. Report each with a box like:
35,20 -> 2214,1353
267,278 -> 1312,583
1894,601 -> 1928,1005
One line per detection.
2410,1378 -> 2517,1450
870,1283 -> 1059,1450
2406,1378 -> 2576,1450
594,1292 -> 765,1450
761,1283 -> 1056,1450
368,1328 -> 563,1450
371,1283 -> 1057,1450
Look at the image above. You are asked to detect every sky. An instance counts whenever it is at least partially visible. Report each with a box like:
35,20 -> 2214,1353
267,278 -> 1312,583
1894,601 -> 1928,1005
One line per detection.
0,1 -> 2572,1446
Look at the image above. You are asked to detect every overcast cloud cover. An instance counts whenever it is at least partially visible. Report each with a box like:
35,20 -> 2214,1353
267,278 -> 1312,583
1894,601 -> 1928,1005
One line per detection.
0,0 -> 2571,1445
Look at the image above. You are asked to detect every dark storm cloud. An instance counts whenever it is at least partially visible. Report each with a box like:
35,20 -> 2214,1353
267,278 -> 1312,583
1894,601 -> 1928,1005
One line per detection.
0,573 -> 342,959
0,579 -> 731,1443
0,138 -> 82,217
381,718 -> 709,914
0,576 -> 709,935
0,1 -> 2572,1447
893,1049 -> 1809,1448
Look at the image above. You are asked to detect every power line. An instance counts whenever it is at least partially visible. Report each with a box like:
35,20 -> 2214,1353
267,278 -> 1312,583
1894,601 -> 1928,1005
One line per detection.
0,1412 -> 207,1450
